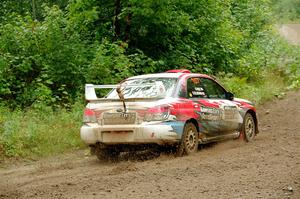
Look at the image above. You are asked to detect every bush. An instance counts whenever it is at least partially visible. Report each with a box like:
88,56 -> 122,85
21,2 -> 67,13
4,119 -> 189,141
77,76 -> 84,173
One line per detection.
0,6 -> 90,108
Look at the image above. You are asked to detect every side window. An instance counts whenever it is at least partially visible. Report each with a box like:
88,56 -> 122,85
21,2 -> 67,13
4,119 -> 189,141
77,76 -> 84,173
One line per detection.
186,77 -> 207,98
201,78 -> 226,99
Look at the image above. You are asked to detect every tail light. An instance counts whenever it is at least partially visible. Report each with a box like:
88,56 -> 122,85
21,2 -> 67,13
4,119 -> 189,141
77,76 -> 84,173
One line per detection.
144,105 -> 172,121
83,108 -> 97,123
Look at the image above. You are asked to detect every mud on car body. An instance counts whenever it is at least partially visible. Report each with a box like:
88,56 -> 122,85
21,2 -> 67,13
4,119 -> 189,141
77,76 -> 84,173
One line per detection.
80,69 -> 258,160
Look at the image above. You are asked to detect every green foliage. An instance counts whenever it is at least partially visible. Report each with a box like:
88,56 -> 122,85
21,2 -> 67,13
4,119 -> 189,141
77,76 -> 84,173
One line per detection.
0,6 -> 90,108
126,0 -> 237,72
0,0 -> 69,22
86,41 -> 133,84
2,0 -> 298,109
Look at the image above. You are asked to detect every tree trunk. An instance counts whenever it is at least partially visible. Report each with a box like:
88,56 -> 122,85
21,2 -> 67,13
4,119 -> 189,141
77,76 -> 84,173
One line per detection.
125,10 -> 132,43
31,0 -> 37,20
114,0 -> 121,40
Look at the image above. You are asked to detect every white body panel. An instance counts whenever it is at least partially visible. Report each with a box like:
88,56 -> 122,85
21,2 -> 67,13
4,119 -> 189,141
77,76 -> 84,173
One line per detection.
80,122 -> 179,145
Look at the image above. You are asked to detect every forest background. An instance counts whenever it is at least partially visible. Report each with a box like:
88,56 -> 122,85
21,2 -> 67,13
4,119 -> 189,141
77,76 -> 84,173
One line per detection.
0,0 -> 299,160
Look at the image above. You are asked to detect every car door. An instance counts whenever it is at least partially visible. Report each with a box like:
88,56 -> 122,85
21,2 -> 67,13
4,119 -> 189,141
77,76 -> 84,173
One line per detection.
199,78 -> 242,135
177,76 -> 242,136
181,76 -> 221,136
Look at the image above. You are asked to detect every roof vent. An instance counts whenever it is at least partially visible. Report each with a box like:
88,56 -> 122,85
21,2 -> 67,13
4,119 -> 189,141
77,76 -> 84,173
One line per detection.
166,69 -> 191,73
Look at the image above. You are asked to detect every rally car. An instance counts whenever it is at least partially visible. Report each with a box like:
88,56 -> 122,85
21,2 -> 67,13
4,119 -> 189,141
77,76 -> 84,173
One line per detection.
80,69 -> 258,160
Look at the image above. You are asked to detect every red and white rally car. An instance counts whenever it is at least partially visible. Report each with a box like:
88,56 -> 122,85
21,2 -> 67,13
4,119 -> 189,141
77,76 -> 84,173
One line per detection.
80,69 -> 258,160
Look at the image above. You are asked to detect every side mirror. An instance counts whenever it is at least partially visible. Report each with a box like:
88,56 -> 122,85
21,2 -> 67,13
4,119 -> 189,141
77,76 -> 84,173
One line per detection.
226,92 -> 234,100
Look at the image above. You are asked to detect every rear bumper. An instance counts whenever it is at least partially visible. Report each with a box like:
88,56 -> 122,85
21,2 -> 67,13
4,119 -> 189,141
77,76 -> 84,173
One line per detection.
80,122 -> 181,145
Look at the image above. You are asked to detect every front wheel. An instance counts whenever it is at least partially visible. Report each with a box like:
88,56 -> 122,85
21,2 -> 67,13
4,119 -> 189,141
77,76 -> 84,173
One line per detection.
241,113 -> 256,142
177,122 -> 199,156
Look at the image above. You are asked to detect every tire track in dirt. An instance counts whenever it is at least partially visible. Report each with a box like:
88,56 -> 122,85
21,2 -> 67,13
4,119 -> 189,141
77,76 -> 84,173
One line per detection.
0,91 -> 300,199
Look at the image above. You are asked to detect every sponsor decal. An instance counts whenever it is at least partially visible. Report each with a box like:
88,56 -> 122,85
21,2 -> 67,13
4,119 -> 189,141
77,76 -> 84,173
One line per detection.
191,87 -> 206,97
197,106 -> 222,121
223,106 -> 239,120
196,105 -> 239,121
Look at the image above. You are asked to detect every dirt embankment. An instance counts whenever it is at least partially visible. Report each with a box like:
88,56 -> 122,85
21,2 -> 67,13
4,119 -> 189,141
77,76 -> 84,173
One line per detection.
0,91 -> 300,199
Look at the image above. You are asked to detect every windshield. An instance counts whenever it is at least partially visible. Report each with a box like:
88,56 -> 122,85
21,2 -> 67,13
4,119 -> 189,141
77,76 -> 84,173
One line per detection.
106,77 -> 178,99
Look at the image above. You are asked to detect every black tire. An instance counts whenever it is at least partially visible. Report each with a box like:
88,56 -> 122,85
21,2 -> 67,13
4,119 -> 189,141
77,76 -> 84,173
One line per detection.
241,113 -> 256,142
95,145 -> 120,162
177,122 -> 199,156
90,145 -> 96,155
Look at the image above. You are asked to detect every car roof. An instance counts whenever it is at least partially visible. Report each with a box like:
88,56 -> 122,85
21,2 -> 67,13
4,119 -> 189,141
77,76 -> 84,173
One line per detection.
127,72 -> 213,80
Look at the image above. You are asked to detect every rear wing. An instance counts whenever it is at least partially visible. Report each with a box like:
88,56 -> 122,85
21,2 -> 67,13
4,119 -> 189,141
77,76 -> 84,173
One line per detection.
85,84 -> 118,101
85,82 -> 165,101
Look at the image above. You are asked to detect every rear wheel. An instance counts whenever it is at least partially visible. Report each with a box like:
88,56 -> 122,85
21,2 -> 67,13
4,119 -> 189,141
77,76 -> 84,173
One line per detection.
177,122 -> 199,156
94,145 -> 120,162
241,113 -> 256,142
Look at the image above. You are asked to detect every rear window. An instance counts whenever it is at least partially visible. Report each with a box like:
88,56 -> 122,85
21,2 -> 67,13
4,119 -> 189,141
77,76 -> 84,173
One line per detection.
106,77 -> 177,99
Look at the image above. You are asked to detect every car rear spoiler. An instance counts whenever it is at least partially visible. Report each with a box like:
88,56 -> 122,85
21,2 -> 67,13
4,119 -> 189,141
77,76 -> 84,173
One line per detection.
85,84 -> 118,101
85,83 -> 159,101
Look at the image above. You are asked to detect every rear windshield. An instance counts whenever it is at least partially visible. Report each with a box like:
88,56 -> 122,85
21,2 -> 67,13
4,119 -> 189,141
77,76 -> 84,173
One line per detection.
106,77 -> 178,99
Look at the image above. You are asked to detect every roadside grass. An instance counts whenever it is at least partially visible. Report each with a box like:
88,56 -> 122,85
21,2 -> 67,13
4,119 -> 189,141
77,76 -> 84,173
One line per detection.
221,41 -> 300,104
0,103 -> 85,162
220,71 -> 291,104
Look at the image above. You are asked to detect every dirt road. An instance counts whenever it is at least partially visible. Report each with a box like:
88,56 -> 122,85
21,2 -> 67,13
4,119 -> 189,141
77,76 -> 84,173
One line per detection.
0,91 -> 300,199
279,24 -> 300,45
